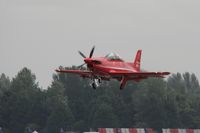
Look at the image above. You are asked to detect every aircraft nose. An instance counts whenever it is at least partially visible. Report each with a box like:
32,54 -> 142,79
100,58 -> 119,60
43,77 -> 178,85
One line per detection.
84,58 -> 92,63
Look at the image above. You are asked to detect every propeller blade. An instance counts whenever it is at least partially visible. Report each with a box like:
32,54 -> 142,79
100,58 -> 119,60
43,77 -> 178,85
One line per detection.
77,63 -> 86,68
89,46 -> 95,58
78,51 -> 87,58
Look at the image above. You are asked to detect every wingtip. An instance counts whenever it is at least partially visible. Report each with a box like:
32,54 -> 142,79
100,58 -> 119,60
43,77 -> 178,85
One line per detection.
55,69 -> 60,72
164,72 -> 170,75
161,72 -> 170,75
157,72 -> 170,76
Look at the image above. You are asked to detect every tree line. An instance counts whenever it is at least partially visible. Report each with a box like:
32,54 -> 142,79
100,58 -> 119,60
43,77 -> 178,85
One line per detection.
0,67 -> 200,133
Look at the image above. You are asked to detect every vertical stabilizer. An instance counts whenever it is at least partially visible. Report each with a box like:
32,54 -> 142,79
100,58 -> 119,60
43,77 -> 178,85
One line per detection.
133,50 -> 142,71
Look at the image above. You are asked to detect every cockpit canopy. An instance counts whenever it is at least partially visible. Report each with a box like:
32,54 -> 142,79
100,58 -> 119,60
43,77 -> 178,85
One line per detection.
105,53 -> 123,61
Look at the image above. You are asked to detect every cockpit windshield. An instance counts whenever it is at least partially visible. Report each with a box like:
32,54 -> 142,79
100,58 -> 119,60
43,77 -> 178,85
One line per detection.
105,53 -> 123,61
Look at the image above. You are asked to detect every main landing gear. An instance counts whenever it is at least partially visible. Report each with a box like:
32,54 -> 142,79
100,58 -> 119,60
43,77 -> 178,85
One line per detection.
120,77 -> 127,90
90,78 -> 101,89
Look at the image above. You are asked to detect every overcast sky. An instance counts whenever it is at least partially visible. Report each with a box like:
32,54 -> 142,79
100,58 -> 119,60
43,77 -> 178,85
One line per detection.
0,0 -> 200,89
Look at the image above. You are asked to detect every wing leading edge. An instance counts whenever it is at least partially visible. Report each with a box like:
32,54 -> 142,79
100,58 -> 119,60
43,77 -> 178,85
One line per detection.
55,69 -> 92,77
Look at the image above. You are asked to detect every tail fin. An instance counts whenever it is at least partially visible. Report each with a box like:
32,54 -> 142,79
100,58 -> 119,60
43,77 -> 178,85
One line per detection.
133,50 -> 142,71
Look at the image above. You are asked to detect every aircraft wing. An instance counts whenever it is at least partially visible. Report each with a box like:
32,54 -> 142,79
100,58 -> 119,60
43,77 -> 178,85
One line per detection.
55,69 -> 92,77
109,71 -> 170,78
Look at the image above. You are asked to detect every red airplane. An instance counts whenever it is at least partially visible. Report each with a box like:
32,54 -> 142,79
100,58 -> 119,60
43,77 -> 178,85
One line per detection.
56,46 -> 170,89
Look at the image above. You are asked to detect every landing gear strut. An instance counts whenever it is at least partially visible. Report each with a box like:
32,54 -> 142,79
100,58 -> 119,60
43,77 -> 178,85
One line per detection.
91,82 -> 97,89
120,77 -> 127,90
90,78 -> 101,89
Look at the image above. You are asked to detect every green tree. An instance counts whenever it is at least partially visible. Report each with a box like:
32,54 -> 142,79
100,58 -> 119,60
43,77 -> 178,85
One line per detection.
45,80 -> 74,133
92,103 -> 119,128
0,73 -> 11,129
133,78 -> 168,129
1,66 -> 200,132
0,73 -> 10,97
167,72 -> 200,128
55,66 -> 96,130
167,72 -> 200,94
0,68 -> 43,133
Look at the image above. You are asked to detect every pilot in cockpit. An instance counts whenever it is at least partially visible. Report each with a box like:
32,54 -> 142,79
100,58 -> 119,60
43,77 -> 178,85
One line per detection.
105,53 -> 123,61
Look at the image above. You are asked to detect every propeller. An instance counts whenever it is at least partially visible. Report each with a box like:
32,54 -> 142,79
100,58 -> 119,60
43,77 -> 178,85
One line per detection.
89,46 -> 95,58
78,51 -> 86,58
77,63 -> 86,68
77,46 -> 95,68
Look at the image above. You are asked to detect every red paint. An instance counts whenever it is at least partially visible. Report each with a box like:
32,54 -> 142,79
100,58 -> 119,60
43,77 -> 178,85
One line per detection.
186,129 -> 194,133
98,128 -> 106,133
148,128 -> 153,133
113,128 -> 117,133
170,129 -> 179,133
129,128 -> 138,133
56,49 -> 170,89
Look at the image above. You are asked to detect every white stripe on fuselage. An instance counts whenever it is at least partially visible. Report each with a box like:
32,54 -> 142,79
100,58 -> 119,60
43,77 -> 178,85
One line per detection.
96,65 -> 137,72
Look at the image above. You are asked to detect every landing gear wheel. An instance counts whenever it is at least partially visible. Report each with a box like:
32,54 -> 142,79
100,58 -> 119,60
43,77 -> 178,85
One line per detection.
92,82 -> 96,89
98,78 -> 102,84
120,84 -> 123,90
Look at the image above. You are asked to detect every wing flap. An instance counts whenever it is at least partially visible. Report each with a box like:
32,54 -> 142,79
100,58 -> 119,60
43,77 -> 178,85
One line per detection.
109,71 -> 170,78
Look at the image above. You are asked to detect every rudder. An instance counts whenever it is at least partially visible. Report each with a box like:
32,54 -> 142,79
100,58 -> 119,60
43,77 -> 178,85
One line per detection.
133,50 -> 142,71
